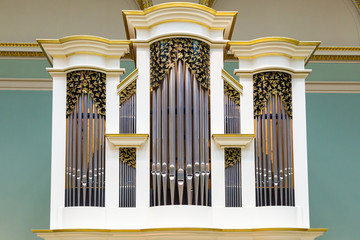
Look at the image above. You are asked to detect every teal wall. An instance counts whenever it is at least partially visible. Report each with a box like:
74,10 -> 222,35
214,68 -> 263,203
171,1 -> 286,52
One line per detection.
0,91 -> 52,240
0,62 -> 360,239
306,93 -> 360,239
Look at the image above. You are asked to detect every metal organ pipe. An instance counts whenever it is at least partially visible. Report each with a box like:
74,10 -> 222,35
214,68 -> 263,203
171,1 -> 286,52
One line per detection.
151,60 -> 210,206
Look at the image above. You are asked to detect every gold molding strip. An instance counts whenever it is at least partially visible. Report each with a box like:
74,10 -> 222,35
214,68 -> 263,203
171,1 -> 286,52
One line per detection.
317,47 -> 360,51
37,36 -> 131,45
137,0 -> 153,10
228,37 -> 320,47
117,68 -> 138,90
199,0 -> 216,8
134,19 -> 224,31
123,3 -> 237,17
310,55 -> 360,61
354,0 -> 360,10
33,228 -> 328,233
0,43 -> 39,47
0,51 -> 44,57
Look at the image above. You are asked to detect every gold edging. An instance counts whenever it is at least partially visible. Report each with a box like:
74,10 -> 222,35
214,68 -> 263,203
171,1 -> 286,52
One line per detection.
37,36 -> 131,45
310,55 -> 360,61
0,51 -> 44,57
212,134 -> 255,138
237,53 -> 306,60
134,19 -> 224,31
117,69 -> 139,89
228,37 -> 320,47
354,0 -> 360,10
33,228 -> 328,233
317,47 -> 360,51
105,133 -> 149,139
0,43 -> 39,47
221,69 -> 243,92
123,3 -> 237,17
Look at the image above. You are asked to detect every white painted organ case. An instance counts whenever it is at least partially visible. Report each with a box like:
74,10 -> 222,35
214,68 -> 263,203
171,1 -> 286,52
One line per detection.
34,3 -> 326,240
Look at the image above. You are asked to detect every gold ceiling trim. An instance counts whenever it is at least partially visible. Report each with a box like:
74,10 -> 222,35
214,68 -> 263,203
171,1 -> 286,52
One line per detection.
310,55 -> 360,61
33,228 -> 328,233
0,43 -> 39,47
0,51 -> 45,57
317,47 -> 360,51
199,0 -> 216,8
123,3 -> 237,17
137,0 -> 153,10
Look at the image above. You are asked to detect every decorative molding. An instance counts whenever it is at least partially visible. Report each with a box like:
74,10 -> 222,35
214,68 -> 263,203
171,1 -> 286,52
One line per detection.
136,0 -> 153,10
0,43 -> 39,47
106,134 -> 149,148
117,68 -> 138,94
33,228 -> 327,240
122,3 -> 237,40
0,51 -> 45,58
221,69 -> 243,94
310,55 -> 360,62
228,37 -> 320,64
317,47 -> 360,51
0,78 -> 52,90
212,134 -> 255,148
305,81 -> 360,93
199,0 -> 216,8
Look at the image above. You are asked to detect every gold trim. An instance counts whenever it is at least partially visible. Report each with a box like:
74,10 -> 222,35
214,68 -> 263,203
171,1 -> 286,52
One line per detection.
105,134 -> 149,139
318,47 -> 360,51
310,55 -> 360,61
237,53 -> 306,60
48,66 -> 125,74
199,0 -> 216,8
37,36 -> 131,45
212,134 -> 255,138
65,51 -> 122,58
135,19 -> 224,31
133,34 -> 226,46
221,69 -> 243,91
117,69 -> 138,89
0,43 -> 39,47
33,228 -> 328,233
354,0 -> 360,9
228,37 -> 320,47
123,3 -> 237,17
0,51 -> 44,57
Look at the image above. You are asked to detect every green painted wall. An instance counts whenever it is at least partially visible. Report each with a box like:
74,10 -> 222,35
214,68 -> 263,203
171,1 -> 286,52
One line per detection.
306,93 -> 360,239
1,62 -> 360,240
0,59 -> 51,79
0,91 -> 52,240
306,63 -> 360,82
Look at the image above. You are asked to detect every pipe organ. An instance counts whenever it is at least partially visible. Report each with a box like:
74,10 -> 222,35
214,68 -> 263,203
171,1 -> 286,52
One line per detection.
34,2 -> 326,240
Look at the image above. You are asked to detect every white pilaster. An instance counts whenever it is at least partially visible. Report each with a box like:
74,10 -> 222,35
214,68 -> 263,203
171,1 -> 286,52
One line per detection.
136,46 -> 150,208
49,73 -> 67,229
238,74 -> 256,208
210,46 -> 225,208
105,72 -> 121,208
292,76 -> 310,227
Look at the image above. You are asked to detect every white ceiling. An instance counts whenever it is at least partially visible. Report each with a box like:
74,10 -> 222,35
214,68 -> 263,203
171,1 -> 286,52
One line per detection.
1,0 -> 359,46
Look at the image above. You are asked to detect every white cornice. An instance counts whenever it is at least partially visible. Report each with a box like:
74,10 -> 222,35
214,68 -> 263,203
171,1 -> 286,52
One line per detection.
37,36 -> 131,65
122,2 -> 237,40
228,37 -> 320,64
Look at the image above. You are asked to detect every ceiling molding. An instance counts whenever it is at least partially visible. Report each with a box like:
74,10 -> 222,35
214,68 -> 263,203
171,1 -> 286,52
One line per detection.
309,55 -> 360,62
305,81 -> 360,93
199,0 -> 216,8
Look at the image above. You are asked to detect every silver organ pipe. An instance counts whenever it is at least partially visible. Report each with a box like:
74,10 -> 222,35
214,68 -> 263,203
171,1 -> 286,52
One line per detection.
224,82 -> 241,207
65,91 -> 106,207
150,60 -> 211,206
119,81 -> 137,208
254,72 -> 295,206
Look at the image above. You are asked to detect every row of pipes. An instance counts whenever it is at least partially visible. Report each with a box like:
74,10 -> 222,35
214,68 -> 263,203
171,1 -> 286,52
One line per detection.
151,61 -> 211,206
65,93 -> 105,207
224,93 -> 242,207
119,93 -> 136,207
255,94 -> 295,206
